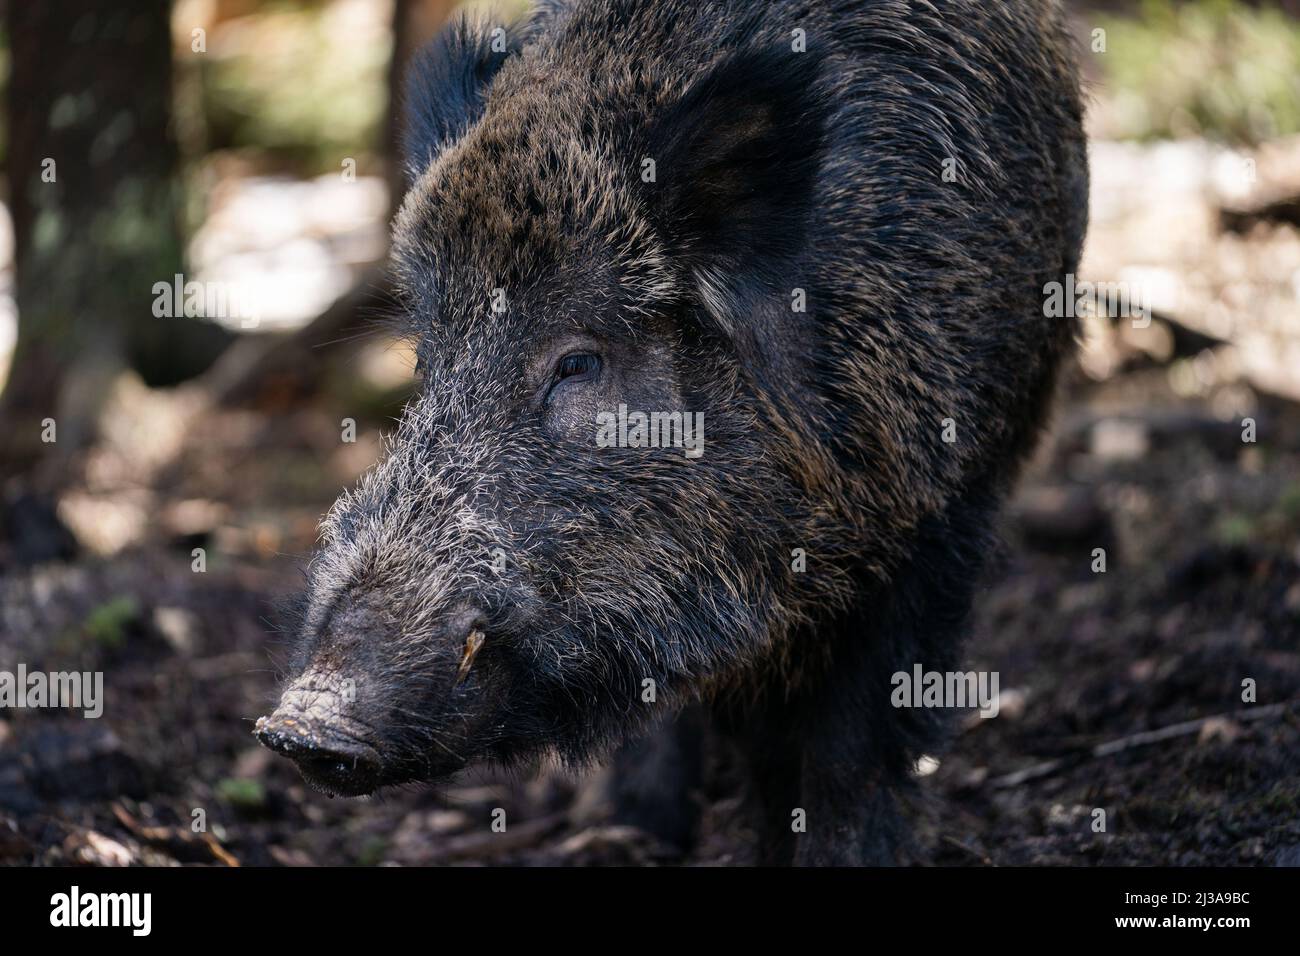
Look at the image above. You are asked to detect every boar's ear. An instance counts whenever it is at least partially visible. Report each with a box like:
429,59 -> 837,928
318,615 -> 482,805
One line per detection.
642,45 -> 826,327
401,7 -> 560,179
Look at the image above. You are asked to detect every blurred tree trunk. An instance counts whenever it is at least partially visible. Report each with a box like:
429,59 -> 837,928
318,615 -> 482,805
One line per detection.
387,0 -> 458,205
386,0 -> 418,212
1,0 -> 227,473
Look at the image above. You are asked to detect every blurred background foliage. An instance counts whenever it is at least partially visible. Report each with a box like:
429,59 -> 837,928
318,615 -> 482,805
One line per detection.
191,0 -> 392,174
1092,0 -> 1300,143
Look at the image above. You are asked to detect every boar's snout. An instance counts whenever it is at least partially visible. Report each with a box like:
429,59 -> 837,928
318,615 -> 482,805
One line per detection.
257,600 -> 492,795
255,718 -> 381,797
254,669 -> 386,797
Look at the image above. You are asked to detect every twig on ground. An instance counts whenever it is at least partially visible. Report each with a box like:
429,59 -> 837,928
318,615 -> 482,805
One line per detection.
987,700 -> 1296,789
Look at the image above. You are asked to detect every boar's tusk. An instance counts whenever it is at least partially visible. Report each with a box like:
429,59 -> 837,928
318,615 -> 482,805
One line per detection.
456,629 -> 486,685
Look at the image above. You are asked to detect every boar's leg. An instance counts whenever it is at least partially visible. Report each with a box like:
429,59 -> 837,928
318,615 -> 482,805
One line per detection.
718,668 -> 899,866
734,711 -> 804,866
798,480 -> 998,865
606,705 -> 705,852
575,706 -> 705,854
784,650 -> 913,866
721,479 -> 996,865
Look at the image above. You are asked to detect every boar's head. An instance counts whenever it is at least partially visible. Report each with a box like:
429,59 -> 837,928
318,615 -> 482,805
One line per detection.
256,11 -> 839,796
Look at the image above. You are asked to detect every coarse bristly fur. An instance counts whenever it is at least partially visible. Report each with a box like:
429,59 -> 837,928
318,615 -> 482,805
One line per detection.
258,0 -> 1088,865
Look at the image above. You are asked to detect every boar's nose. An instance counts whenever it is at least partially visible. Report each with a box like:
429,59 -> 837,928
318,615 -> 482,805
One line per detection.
255,719 -> 382,797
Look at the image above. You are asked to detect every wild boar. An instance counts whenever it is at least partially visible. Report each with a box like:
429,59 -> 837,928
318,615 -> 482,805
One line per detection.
256,0 -> 1087,865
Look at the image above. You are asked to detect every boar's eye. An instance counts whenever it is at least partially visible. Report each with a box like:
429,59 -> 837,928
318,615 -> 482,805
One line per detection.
548,352 -> 601,399
557,352 -> 600,381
